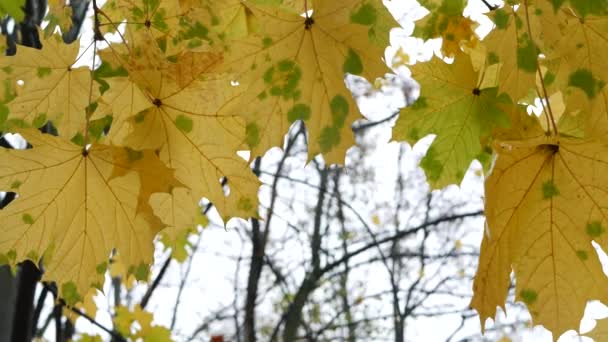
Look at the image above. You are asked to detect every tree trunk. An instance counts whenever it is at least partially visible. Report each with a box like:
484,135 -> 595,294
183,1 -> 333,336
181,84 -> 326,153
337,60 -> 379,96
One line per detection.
282,167 -> 328,341
0,266 -> 17,341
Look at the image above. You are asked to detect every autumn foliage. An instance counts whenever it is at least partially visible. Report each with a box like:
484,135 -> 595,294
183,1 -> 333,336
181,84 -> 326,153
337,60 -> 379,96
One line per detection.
1,0 -> 608,340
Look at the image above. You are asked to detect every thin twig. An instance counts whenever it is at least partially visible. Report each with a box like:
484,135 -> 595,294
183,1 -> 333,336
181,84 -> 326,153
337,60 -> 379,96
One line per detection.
352,111 -> 399,132
41,283 -> 125,341
170,230 -> 204,329
140,196 -> 217,309
31,285 -> 49,335
139,254 -> 172,309
68,305 -> 127,342
480,0 -> 498,11
35,308 -> 54,337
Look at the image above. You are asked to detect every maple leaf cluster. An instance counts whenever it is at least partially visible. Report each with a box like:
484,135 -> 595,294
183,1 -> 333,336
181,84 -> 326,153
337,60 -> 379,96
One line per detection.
391,0 -> 608,339
2,0 -> 608,339
0,0 -> 396,309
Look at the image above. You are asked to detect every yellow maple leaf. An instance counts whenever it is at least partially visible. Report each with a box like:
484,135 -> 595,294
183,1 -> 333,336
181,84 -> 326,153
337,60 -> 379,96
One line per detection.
482,4 -> 542,102
75,334 -> 103,342
538,2 -> 608,89
65,288 -> 99,323
151,188 -> 208,262
492,100 -> 545,141
114,305 -> 172,341
96,47 -> 259,221
416,14 -> 476,57
100,0 -> 191,54
109,254 -> 139,289
0,129 -> 177,301
585,317 -> 608,341
535,2 -> 608,128
109,146 -> 184,216
472,135 -> 608,339
585,89 -> 608,141
0,33 -> 99,138
413,0 -> 477,57
181,0 -> 260,41
371,214 -> 381,226
213,0 -> 397,164
45,0 -> 73,36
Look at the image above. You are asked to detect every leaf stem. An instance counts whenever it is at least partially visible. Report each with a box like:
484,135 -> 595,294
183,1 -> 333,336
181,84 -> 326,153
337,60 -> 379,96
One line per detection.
480,0 -> 498,11
41,282 -> 126,341
68,305 -> 127,342
139,253 -> 171,309
522,2 -> 559,136
92,0 -> 103,41
84,39 -> 97,146
85,0 -> 103,146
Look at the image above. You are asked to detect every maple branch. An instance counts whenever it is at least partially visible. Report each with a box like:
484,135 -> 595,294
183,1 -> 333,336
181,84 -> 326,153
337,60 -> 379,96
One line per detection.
91,0 -> 104,41
187,304 -> 234,341
139,253 -> 171,310
31,284 -> 49,335
245,157 -> 264,342
352,111 -> 399,132
233,252 -> 244,342
320,210 -> 483,275
480,0 -> 499,11
68,305 -> 127,342
53,302 -> 62,341
244,125 -> 304,342
36,307 -> 54,338
281,164 -> 329,342
333,171 -> 356,342
39,282 -> 126,341
402,195 -> 432,317
12,261 -> 41,342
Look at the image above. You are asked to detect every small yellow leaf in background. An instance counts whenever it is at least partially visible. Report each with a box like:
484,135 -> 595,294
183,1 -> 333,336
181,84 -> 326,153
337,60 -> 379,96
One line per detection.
45,0 -> 73,35
392,47 -> 411,68
151,188 -> 206,263
454,239 -> 463,250
65,288 -> 99,324
414,0 -> 477,57
457,268 -> 465,278
114,305 -> 172,341
371,214 -> 381,226
75,335 -> 103,342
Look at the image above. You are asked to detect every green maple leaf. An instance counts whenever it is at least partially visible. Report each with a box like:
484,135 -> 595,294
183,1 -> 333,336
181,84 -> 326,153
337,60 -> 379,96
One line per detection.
393,54 -> 510,188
